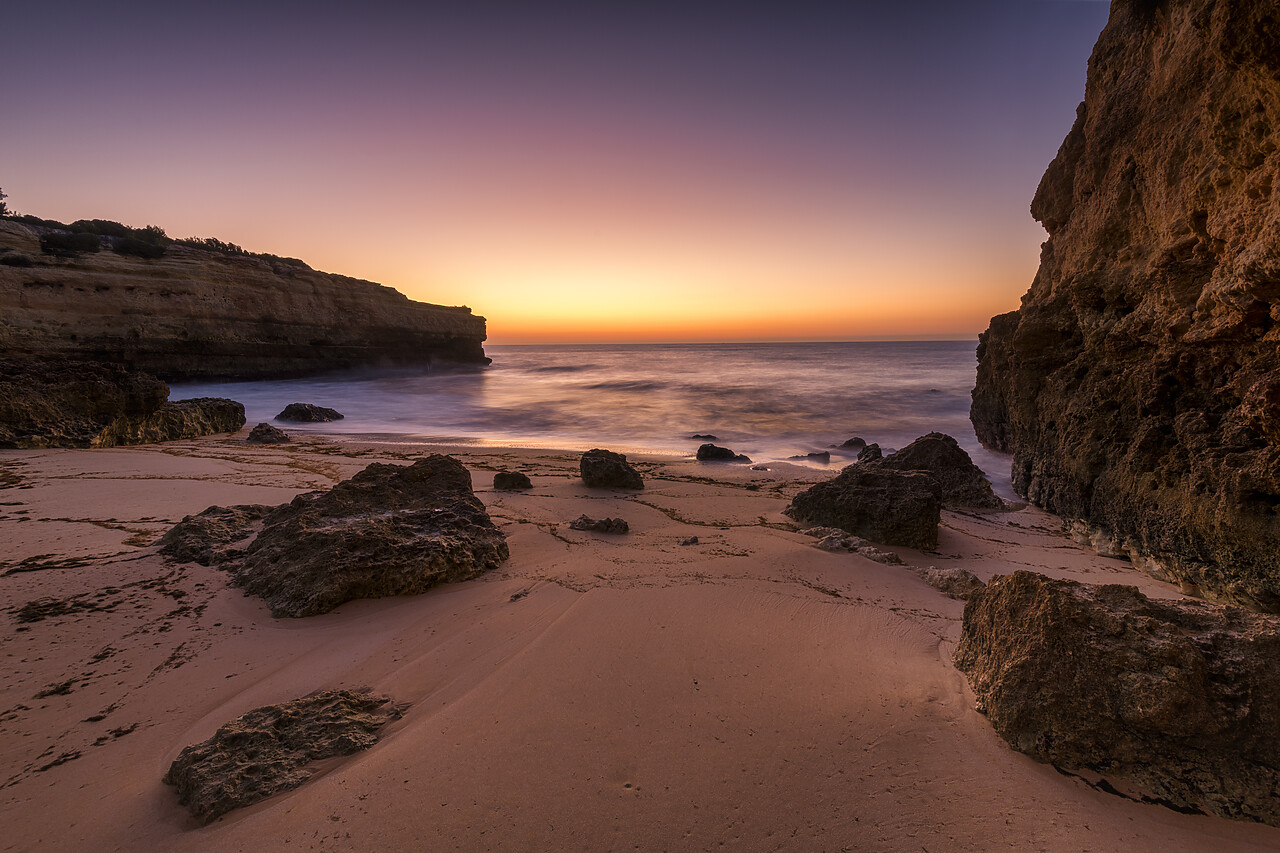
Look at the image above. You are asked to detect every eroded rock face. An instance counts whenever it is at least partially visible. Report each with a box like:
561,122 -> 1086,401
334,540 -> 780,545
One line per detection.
955,571 -> 1280,825
786,467 -> 941,549
158,504 -> 274,565
873,433 -> 1004,509
579,448 -> 644,490
970,0 -> 1280,609
277,403 -> 343,422
161,455 -> 508,617
164,690 -> 398,824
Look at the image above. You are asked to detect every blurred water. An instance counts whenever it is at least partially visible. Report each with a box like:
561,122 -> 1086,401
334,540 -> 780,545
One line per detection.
170,340 -> 1012,492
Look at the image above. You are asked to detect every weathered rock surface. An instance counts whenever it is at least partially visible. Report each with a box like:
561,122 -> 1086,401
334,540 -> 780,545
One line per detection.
917,566 -> 984,600
856,443 -> 882,462
0,219 -> 489,380
162,455 -> 508,617
955,571 -> 1280,825
800,526 -> 904,565
696,443 -> 751,462
970,0 -> 1280,610
276,403 -> 343,423
579,448 -> 643,490
158,504 -> 274,565
164,690 -> 398,824
873,433 -> 1004,509
246,422 -> 290,444
786,467 -> 941,549
493,471 -> 532,490
0,359 -> 244,448
568,514 -> 629,534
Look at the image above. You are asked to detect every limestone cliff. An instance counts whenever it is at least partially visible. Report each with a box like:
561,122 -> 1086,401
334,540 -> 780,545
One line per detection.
971,0 -> 1280,609
0,220 -> 489,380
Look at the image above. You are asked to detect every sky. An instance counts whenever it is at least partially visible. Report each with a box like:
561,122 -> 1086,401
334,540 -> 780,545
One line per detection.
2,1 -> 1111,344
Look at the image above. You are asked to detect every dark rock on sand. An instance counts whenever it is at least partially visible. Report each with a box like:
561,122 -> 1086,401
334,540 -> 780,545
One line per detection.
786,467 -> 941,549
856,443 -> 882,462
164,690 -> 399,824
159,504 -> 274,566
696,444 -> 751,463
873,433 -> 1003,509
955,571 -> 1280,825
246,422 -> 290,444
969,0 -> 1280,611
579,448 -> 643,490
276,402 -> 344,423
679,536 -> 699,546
493,471 -> 532,490
569,514 -> 629,534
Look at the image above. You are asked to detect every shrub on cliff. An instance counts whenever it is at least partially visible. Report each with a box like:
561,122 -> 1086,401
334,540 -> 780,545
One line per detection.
39,231 -> 101,255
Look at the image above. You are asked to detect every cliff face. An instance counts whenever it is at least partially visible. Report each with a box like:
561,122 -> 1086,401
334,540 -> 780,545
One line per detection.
972,0 -> 1280,609
0,220 -> 489,380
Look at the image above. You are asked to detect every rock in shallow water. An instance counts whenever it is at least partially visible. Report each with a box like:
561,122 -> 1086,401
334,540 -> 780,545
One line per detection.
579,448 -> 643,489
276,402 -> 343,422
696,443 -> 751,462
954,571 -> 1280,825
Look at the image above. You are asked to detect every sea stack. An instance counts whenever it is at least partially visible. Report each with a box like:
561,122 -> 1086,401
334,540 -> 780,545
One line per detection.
971,0 -> 1280,610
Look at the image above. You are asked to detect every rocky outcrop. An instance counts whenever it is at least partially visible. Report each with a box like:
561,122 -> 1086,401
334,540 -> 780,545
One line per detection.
164,690 -> 398,824
970,0 -> 1280,609
786,467 -> 941,549
0,219 -> 489,380
955,571 -> 1280,825
0,359 -> 244,448
246,422 -> 290,444
277,403 -> 343,423
162,455 -> 507,617
579,449 -> 644,490
158,504 -> 274,565
873,433 -> 1004,509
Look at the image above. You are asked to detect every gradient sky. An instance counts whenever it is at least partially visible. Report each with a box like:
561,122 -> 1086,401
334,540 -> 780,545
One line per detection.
3,1 -> 1110,344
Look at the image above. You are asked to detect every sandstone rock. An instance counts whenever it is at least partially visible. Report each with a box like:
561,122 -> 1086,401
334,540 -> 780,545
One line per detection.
696,443 -> 751,462
857,443 -> 882,462
786,467 -> 941,549
276,402 -> 344,423
955,571 -> 1280,825
917,566 -> 984,600
99,397 -> 245,445
579,448 -> 643,490
568,514 -> 629,534
873,433 -> 1004,509
970,0 -> 1280,610
246,422 -> 290,444
158,504 -> 274,565
164,690 -> 398,824
493,471 -> 532,490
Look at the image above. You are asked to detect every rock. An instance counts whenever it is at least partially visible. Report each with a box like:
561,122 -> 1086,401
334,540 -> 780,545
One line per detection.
856,443 -> 882,462
873,433 -> 1004,509
801,527 -> 905,565
788,450 -> 830,462
679,536 -> 699,546
568,514 -> 629,534
840,437 -> 866,450
493,471 -> 532,490
162,455 -> 508,617
786,466 -> 941,549
579,448 -> 643,490
246,422 -> 290,444
696,443 -> 751,463
276,402 -> 344,423
0,359 -> 243,448
917,566 -> 984,600
164,690 -> 399,824
969,0 -> 1280,611
955,571 -> 1280,825
690,433 -> 718,440
158,504 -> 274,565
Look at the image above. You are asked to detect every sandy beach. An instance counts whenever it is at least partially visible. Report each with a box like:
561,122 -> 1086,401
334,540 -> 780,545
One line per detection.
3,433 -> 1278,852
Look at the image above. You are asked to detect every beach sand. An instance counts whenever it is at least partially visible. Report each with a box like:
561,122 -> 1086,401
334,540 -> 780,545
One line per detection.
2,435 -> 1278,852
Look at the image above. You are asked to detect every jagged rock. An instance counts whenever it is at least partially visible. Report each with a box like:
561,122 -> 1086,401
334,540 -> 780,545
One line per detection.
579,448 -> 643,490
246,422 -> 290,444
164,690 -> 399,824
840,437 -> 866,450
493,471 -> 532,490
159,504 -> 274,565
955,571 -> 1280,825
857,443 -> 882,462
970,0 -> 1280,610
917,566 -> 984,600
696,443 -> 751,463
162,455 -> 508,617
276,403 -> 344,423
786,467 -> 941,549
568,514 -> 629,534
0,359 -> 243,448
872,433 -> 1004,509
800,526 -> 904,565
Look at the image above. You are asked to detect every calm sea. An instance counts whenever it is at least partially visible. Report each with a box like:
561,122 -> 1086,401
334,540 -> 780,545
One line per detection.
170,341 -> 1012,494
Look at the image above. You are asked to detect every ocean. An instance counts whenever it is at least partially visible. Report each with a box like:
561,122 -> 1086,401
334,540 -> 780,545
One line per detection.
170,340 -> 1013,495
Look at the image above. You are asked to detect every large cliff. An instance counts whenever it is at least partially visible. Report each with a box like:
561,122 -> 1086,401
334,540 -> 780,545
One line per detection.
0,220 -> 489,380
971,0 -> 1280,610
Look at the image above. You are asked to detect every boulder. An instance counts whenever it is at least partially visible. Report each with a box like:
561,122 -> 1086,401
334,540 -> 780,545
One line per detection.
696,443 -> 751,463
840,437 -> 866,451
164,690 -> 398,824
579,448 -> 643,490
276,402 -> 344,422
857,443 -> 882,462
246,422 -> 290,444
568,514 -> 629,534
955,571 -> 1280,825
873,433 -> 1003,509
785,466 -> 940,549
493,471 -> 532,490
159,504 -> 274,565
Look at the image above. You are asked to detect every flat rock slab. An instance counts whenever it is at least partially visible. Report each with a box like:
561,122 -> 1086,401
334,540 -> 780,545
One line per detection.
955,571 -> 1280,826
164,690 -> 399,824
